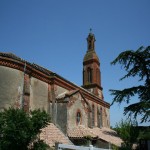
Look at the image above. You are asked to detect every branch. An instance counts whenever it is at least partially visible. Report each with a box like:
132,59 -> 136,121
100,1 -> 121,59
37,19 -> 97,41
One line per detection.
110,86 -> 144,105
124,102 -> 150,123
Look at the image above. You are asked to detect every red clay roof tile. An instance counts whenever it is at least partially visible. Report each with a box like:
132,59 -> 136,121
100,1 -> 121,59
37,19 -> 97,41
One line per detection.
40,123 -> 72,147
67,126 -> 123,147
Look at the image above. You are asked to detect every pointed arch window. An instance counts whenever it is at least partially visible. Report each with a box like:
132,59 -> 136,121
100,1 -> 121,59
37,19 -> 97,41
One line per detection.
87,68 -> 92,83
97,107 -> 100,127
97,107 -> 103,128
92,105 -> 95,127
96,69 -> 100,84
105,108 -> 108,127
99,107 -> 103,128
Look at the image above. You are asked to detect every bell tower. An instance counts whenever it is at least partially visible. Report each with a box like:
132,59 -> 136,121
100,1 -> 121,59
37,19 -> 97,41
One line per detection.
82,30 -> 103,100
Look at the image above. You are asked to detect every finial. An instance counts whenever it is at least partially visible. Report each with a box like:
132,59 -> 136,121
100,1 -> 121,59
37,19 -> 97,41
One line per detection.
90,28 -> 92,33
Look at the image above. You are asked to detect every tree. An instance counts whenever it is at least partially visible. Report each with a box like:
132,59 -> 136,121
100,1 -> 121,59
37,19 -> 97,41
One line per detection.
113,119 -> 139,150
110,46 -> 150,123
0,108 -> 50,150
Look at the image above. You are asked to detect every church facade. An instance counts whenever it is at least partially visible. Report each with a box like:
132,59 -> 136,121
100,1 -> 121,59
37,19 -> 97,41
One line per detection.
0,32 -> 122,148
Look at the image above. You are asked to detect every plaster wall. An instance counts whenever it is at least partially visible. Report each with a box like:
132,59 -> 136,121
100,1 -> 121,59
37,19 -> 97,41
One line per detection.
50,85 -> 68,123
30,77 -> 48,111
0,66 -> 24,109
55,85 -> 68,96
56,103 -> 67,134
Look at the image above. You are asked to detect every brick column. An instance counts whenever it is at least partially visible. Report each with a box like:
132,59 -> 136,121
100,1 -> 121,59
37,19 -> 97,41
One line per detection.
23,74 -> 30,112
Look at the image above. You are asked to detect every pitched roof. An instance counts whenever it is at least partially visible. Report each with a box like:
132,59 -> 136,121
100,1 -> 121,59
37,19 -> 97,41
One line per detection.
68,126 -> 123,147
0,52 -> 53,75
40,123 -> 72,147
92,127 -> 123,147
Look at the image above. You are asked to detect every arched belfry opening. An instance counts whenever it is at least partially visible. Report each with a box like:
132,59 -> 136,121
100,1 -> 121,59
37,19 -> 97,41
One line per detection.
82,30 -> 103,99
87,67 -> 92,83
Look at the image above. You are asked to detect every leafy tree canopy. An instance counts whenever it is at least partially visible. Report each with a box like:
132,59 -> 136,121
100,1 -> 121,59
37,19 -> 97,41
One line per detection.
113,119 -> 139,150
0,108 -> 50,150
110,46 -> 150,123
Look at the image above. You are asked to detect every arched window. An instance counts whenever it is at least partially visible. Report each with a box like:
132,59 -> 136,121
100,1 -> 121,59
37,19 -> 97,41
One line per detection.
100,107 -> 103,128
97,107 -> 100,127
87,68 -> 92,83
76,111 -> 81,125
96,69 -> 99,84
92,105 -> 95,127
83,70 -> 85,85
105,108 -> 108,127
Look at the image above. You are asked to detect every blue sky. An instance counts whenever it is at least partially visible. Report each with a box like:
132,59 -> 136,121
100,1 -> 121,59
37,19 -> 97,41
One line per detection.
0,0 -> 149,126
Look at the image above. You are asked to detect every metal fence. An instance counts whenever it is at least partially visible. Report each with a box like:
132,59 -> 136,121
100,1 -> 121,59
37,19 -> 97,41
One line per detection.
56,143 -> 111,150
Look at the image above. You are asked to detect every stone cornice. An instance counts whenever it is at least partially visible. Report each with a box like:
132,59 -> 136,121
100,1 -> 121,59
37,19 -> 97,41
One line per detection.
82,83 -> 103,90
80,90 -> 110,108
0,55 -> 51,84
83,59 -> 100,66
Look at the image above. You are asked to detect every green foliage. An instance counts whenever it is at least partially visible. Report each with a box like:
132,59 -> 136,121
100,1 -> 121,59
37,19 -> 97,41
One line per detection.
0,108 -> 50,150
32,140 -> 50,150
110,46 -> 150,123
111,144 -> 119,150
138,126 -> 150,140
83,135 -> 92,140
114,119 -> 139,150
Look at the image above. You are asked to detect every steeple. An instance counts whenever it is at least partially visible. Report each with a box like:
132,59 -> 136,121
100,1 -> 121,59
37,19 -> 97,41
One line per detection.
87,28 -> 96,51
82,31 -> 103,99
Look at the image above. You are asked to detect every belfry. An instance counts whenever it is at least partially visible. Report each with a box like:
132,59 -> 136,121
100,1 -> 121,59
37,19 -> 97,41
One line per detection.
82,31 -> 103,99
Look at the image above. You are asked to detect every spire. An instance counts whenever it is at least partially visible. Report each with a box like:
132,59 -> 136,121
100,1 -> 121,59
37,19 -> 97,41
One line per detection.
82,31 -> 103,99
83,30 -> 99,63
87,29 -> 96,51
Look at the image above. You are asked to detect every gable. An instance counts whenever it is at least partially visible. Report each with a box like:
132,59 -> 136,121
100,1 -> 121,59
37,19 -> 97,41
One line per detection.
66,91 -> 90,129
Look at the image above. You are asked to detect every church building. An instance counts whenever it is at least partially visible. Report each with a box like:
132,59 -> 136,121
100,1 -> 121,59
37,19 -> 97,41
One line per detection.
0,32 -> 122,148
